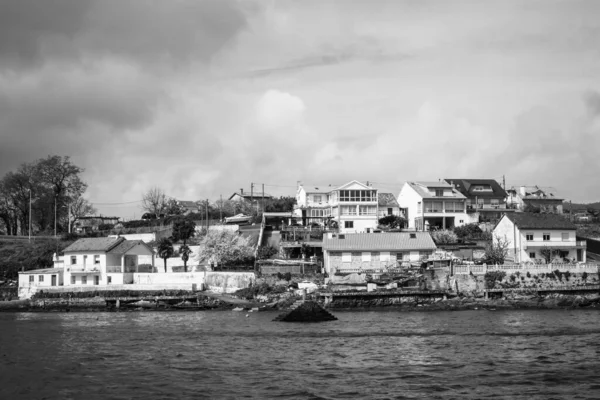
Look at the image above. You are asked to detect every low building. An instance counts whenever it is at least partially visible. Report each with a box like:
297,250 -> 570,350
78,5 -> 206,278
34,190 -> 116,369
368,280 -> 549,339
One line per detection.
493,213 -> 586,263
229,189 -> 273,210
74,216 -> 120,233
322,232 -> 437,275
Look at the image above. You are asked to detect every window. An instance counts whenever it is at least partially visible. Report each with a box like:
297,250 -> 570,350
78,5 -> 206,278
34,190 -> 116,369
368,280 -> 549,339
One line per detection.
29,275 -> 34,283
81,276 -> 87,284
362,252 -> 371,262
71,256 -> 76,265
94,255 -> 100,264
341,206 -> 357,215
38,275 -> 44,282
344,221 -> 354,229
94,276 -> 99,285
459,220 -> 464,224
387,208 -> 393,215
473,185 -> 492,192
311,209 -> 326,217
526,234 -> 534,241
339,190 -> 375,202
313,195 -> 322,203
435,189 -> 444,197
424,201 -> 443,212
491,199 -> 500,207
445,201 -> 464,212
543,233 -> 550,241
561,232 -> 569,241
342,252 -> 351,262
359,206 -> 376,215
107,276 -> 112,284
529,252 -> 536,259
71,276 -> 76,284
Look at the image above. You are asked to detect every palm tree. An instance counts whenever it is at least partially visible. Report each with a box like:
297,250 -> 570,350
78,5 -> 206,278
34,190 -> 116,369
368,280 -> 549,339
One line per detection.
179,244 -> 193,272
157,237 -> 174,273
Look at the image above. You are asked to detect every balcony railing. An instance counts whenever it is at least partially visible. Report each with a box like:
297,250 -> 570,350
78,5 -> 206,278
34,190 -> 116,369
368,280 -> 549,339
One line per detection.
69,266 -> 100,272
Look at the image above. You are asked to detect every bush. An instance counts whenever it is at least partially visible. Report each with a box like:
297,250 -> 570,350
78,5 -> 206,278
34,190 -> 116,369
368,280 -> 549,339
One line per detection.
582,272 -> 588,281
526,271 -> 531,278
257,245 -> 279,260
233,283 -> 287,300
430,229 -> 458,244
276,272 -> 292,281
484,271 -> 506,289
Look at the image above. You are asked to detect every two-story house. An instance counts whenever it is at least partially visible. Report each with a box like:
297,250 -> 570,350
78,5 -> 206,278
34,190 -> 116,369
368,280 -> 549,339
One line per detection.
506,186 -> 564,214
229,189 -> 274,211
378,193 -> 402,218
493,213 -> 586,263
295,185 -> 331,226
445,179 -> 511,223
398,181 -> 468,231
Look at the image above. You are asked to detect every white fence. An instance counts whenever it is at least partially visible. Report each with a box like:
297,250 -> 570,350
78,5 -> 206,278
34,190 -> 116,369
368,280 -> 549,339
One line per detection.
453,263 -> 599,276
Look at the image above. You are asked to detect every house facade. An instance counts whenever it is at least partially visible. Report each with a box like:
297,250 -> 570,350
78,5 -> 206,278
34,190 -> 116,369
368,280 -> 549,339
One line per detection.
18,237 -> 156,299
229,189 -> 274,211
295,185 -> 332,226
506,186 -> 564,214
75,216 -> 120,233
493,213 -> 586,263
322,232 -> 437,275
398,181 -> 468,231
378,193 -> 402,218
445,179 -> 511,223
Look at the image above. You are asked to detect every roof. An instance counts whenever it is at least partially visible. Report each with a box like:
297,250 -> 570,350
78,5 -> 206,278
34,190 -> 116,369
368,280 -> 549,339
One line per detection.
302,186 -> 330,194
107,240 -> 153,255
178,200 -> 199,208
228,191 -> 274,201
19,268 -> 63,275
445,179 -> 507,199
405,182 -> 466,200
503,213 -> 576,230
378,193 -> 399,207
63,237 -> 126,253
516,186 -> 563,201
323,232 -> 437,251
77,216 -> 120,220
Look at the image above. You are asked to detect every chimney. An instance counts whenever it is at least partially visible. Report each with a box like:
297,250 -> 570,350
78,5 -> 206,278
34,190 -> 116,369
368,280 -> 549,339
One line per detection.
240,188 -> 244,195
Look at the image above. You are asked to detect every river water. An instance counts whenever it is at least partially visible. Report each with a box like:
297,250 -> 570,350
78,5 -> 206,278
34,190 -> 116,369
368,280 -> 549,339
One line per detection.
1,309 -> 599,399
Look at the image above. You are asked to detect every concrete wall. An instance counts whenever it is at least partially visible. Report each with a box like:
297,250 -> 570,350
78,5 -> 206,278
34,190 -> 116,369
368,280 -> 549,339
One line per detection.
398,183 -> 421,229
204,272 -> 255,293
324,250 -> 434,275
133,272 -> 204,287
109,233 -> 156,242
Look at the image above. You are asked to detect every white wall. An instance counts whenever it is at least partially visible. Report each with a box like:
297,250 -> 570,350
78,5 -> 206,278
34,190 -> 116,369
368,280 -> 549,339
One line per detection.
398,183 -> 421,229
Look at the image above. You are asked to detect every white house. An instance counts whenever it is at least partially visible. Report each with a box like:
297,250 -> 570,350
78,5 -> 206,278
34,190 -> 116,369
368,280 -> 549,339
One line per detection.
18,237 -> 156,298
294,185 -> 332,226
322,232 -> 437,275
493,213 -> 586,263
398,181 -> 468,231
506,186 -> 564,214
378,193 -> 402,218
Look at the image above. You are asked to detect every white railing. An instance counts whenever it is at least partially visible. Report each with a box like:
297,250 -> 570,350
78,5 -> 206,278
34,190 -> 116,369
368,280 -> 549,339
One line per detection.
106,266 -> 122,273
69,266 -> 100,272
453,263 -> 599,275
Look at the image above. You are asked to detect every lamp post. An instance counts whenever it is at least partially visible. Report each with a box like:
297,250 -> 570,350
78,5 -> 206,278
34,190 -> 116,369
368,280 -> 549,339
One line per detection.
29,189 -> 32,242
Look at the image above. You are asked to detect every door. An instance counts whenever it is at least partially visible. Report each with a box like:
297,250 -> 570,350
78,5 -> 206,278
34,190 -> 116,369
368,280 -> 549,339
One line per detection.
51,275 -> 57,286
577,249 -> 582,262
94,276 -> 100,285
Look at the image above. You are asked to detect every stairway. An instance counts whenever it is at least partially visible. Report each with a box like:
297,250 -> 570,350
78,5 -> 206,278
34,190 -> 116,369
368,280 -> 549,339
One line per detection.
273,300 -> 338,322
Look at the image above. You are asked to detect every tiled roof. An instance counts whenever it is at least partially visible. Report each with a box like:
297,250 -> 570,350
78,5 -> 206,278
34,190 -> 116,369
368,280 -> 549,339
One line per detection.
406,182 -> 466,200
378,193 -> 399,207
19,268 -> 63,275
107,240 -> 153,255
520,186 -> 563,200
445,179 -> 507,199
229,192 -> 274,200
323,232 -> 437,251
63,237 -> 125,253
504,213 -> 576,230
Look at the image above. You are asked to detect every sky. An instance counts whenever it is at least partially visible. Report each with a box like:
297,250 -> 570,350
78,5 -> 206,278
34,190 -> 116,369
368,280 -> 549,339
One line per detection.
1,0 -> 599,219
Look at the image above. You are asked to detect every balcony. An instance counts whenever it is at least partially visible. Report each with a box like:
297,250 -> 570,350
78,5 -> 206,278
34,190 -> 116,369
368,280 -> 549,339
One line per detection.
69,266 -> 101,274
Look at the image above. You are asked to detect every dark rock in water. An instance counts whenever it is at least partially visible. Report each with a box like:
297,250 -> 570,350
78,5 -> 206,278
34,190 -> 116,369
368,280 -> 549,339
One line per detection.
274,300 -> 337,322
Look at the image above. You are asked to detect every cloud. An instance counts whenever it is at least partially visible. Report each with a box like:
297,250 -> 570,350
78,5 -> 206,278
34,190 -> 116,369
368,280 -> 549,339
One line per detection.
255,90 -> 306,130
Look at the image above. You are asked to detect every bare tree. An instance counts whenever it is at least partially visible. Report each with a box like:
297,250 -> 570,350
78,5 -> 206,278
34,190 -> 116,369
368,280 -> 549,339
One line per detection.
141,187 -> 167,219
69,197 -> 97,232
485,234 -> 510,264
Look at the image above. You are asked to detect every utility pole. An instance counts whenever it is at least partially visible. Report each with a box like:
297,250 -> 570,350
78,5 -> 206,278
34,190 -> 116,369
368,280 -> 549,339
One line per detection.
54,195 -> 57,238
502,175 -> 505,191
250,182 -> 254,208
68,200 -> 71,234
206,199 -> 209,231
220,194 -> 223,221
29,189 -> 32,242
262,183 -> 265,213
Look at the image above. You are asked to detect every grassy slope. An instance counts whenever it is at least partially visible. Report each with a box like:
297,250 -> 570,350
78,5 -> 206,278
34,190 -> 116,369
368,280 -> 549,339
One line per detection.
0,238 -> 75,280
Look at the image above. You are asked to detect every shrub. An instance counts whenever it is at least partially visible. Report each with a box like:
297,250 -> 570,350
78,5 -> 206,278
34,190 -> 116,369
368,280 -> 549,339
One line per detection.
484,271 -> 506,289
430,229 -> 458,245
257,245 -> 279,260
509,274 -> 516,282
564,271 -> 571,281
582,272 -> 588,281
526,271 -> 531,278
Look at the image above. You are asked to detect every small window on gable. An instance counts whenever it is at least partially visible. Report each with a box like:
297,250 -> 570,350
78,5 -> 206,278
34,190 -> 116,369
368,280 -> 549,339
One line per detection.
526,234 -> 534,241
561,232 -> 569,241
71,256 -> 76,265
529,252 -> 536,258
94,255 -> 100,264
543,233 -> 550,241
435,189 -> 444,197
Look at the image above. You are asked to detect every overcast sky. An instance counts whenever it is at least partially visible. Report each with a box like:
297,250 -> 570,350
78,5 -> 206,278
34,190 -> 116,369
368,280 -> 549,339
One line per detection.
1,0 -> 599,219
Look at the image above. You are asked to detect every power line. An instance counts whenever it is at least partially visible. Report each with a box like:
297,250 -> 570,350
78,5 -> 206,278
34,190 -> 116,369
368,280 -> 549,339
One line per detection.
92,199 -> 143,205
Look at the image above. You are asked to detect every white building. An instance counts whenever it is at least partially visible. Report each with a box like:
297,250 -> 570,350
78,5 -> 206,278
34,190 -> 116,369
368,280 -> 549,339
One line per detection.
398,181 -> 468,231
294,180 -> 380,234
493,213 -> 586,263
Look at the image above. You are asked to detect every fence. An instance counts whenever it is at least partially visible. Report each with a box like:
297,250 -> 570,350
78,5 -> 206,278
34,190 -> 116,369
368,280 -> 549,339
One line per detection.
260,264 -> 321,275
453,263 -> 599,276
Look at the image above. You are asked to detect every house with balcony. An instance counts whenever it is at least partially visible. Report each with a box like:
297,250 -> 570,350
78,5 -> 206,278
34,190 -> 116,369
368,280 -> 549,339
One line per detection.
322,232 -> 437,275
444,179 -> 512,223
493,213 -> 586,263
506,186 -> 564,214
398,181 -> 468,231
378,193 -> 402,218
294,185 -> 332,226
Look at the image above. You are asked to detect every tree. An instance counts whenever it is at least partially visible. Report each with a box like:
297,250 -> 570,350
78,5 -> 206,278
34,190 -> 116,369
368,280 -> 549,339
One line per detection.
378,215 -> 406,230
196,230 -> 255,269
430,229 -> 458,244
484,234 -> 510,264
141,187 -> 167,220
69,197 -> 97,232
157,238 -> 174,273
171,217 -> 196,272
164,198 -> 185,216
179,244 -> 193,272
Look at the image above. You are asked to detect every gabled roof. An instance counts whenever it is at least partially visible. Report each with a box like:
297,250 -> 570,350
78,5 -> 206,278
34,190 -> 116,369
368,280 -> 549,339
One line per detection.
404,182 -> 466,200
502,213 -> 576,230
178,200 -> 199,208
445,179 -> 507,199
63,237 -> 126,253
378,193 -> 399,207
323,232 -> 436,251
332,180 -> 373,191
300,186 -> 330,194
519,186 -> 563,201
107,240 -> 153,255
19,268 -> 63,275
228,191 -> 274,201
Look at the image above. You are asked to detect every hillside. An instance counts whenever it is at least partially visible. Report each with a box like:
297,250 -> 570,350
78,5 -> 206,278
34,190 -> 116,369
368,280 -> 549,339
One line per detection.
0,238 -> 75,280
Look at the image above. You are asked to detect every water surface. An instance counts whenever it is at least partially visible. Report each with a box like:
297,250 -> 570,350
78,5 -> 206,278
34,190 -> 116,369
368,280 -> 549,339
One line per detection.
1,309 -> 599,399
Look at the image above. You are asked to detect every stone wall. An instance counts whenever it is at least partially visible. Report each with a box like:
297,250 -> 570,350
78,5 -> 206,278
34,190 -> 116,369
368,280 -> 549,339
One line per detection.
204,272 -> 255,293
